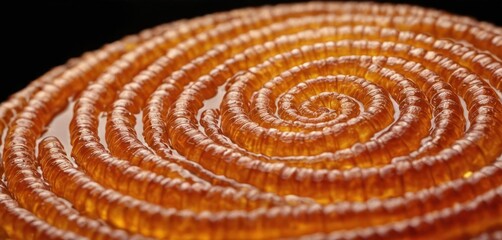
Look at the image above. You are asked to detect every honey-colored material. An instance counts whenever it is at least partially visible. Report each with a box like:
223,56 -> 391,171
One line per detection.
1,2 -> 502,239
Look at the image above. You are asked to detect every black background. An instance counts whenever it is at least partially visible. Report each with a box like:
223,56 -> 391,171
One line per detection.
2,0 -> 501,101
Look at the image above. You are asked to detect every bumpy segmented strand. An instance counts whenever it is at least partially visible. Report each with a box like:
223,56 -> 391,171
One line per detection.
1,2 -> 501,239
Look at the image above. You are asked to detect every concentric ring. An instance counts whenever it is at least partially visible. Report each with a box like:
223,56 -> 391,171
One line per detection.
1,2 -> 501,239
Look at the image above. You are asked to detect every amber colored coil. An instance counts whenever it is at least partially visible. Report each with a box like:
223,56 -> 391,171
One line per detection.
1,2 -> 502,239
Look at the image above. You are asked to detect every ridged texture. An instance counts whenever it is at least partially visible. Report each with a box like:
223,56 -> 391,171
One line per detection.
0,2 -> 501,239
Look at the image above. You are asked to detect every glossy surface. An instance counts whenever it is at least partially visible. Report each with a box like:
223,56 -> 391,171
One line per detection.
0,2 -> 501,239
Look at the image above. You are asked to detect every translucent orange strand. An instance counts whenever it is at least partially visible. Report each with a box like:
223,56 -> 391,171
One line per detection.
1,2 -> 501,239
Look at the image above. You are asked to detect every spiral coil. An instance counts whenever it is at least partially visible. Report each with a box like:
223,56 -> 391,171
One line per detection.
0,2 -> 501,239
